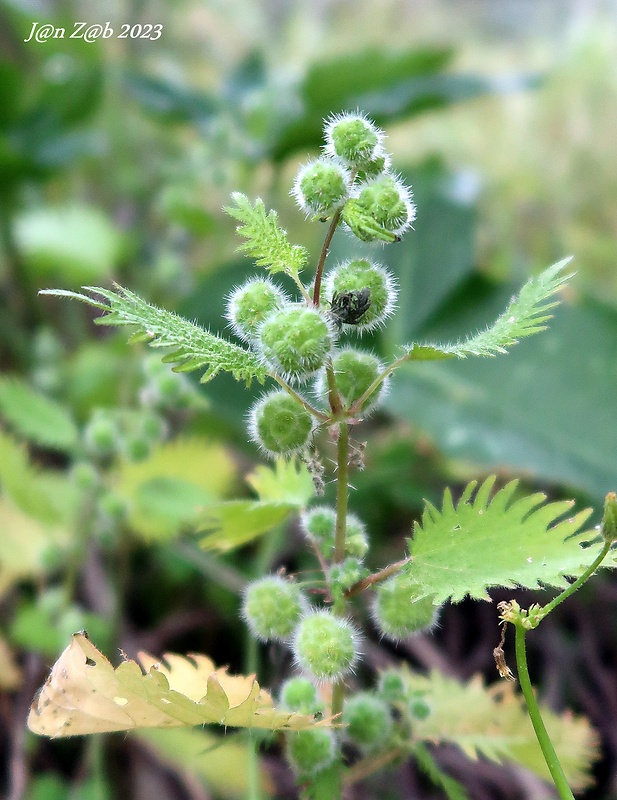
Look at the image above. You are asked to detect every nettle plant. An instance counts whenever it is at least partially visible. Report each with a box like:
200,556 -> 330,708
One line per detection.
29,112 -> 616,800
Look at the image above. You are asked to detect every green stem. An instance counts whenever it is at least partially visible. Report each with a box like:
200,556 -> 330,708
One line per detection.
514,625 -> 575,800
333,423 -> 349,566
344,556 -> 411,599
347,355 -> 406,417
312,209 -> 342,306
540,540 -> 611,619
272,374 -> 329,421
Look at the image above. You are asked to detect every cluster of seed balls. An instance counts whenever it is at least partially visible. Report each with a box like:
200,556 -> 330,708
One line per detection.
235,114 -> 431,778
226,112 -> 415,459
242,509 -> 440,778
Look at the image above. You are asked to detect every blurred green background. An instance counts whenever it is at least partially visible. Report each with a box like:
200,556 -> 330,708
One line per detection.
1,0 -> 617,798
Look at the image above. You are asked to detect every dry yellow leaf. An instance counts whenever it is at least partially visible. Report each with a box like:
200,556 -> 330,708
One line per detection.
28,633 -> 327,737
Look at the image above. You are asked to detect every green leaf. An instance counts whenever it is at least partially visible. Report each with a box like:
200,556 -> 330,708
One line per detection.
0,430 -> 78,525
15,206 -> 122,285
135,728 -> 269,800
224,193 -> 307,279
246,458 -> 314,505
123,71 -> 219,124
387,294 -> 617,501
197,500 -> 296,553
404,669 -> 598,791
40,284 -> 267,385
0,376 -> 78,451
414,743 -> 470,800
404,477 -> 598,603
402,259 -> 572,361
114,437 -> 236,540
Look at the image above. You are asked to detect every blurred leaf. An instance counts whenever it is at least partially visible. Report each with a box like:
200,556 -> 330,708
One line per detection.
0,496 -> 69,597
136,727 -> 270,799
28,633 -> 330,736
114,437 -> 235,540
0,636 -> 21,689
0,376 -> 78,451
382,160 -> 479,344
386,296 -> 617,501
0,60 -> 24,128
197,500 -> 295,553
0,430 -> 78,525
270,46 -> 453,159
404,669 -> 598,791
246,458 -> 314,505
16,206 -> 122,286
123,71 -> 219,124
26,775 -> 68,800
403,477 -> 597,603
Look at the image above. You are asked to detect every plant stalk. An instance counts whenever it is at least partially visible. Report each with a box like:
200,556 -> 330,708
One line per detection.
312,209 -> 342,306
540,540 -> 611,619
514,624 -> 575,800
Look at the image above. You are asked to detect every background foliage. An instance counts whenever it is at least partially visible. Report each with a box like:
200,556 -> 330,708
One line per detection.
1,1 -> 617,798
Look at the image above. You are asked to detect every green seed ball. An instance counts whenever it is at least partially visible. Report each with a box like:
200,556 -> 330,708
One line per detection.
331,349 -> 384,412
324,114 -> 383,168
354,175 -> 415,236
343,692 -> 392,750
373,578 -> 439,641
328,558 -> 368,593
345,514 -> 369,559
259,305 -> 333,381
227,278 -> 286,341
280,677 -> 322,714
301,506 -> 336,555
325,259 -> 397,331
286,729 -> 337,776
243,576 -> 305,641
377,670 -> 406,703
293,158 -> 351,217
249,390 -> 314,458
83,414 -> 119,459
293,610 -> 359,681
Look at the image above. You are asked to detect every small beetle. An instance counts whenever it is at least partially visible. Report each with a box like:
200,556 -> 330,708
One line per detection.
329,288 -> 371,330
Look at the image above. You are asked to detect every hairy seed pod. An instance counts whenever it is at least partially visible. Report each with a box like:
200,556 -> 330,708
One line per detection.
324,112 -> 385,170
344,174 -> 416,242
242,575 -> 306,641
279,677 -> 322,715
316,348 -> 385,414
293,610 -> 360,681
343,691 -> 393,750
286,728 -> 337,776
373,577 -> 440,641
226,277 -> 287,342
324,259 -> 397,332
258,305 -> 334,382
248,390 -> 314,458
291,157 -> 351,218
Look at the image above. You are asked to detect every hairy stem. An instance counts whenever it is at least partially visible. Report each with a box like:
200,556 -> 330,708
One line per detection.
345,557 -> 411,599
273,374 -> 329,421
312,209 -> 341,306
514,625 -> 575,800
330,422 -> 350,723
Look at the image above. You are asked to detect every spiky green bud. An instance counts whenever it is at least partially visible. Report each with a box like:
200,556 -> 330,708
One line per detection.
324,259 -> 397,332
279,677 -> 323,715
258,305 -> 334,382
373,577 -> 439,641
242,575 -> 306,641
226,278 -> 287,342
249,390 -> 314,458
292,157 -> 351,218
317,348 -> 385,413
324,112 -> 385,170
293,610 -> 360,681
286,729 -> 337,776
343,691 -> 392,750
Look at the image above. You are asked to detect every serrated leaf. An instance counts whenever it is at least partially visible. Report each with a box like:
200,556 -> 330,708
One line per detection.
28,633 -> 328,737
405,477 -> 599,603
224,193 -> 307,279
414,743 -> 470,800
403,259 -> 572,361
136,727 -> 270,800
404,670 -> 597,791
39,285 -> 267,386
196,500 -> 295,552
246,458 -> 314,506
113,437 -> 236,540
0,376 -> 78,451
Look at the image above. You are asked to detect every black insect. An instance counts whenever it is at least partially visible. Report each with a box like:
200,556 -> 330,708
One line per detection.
329,288 -> 371,330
